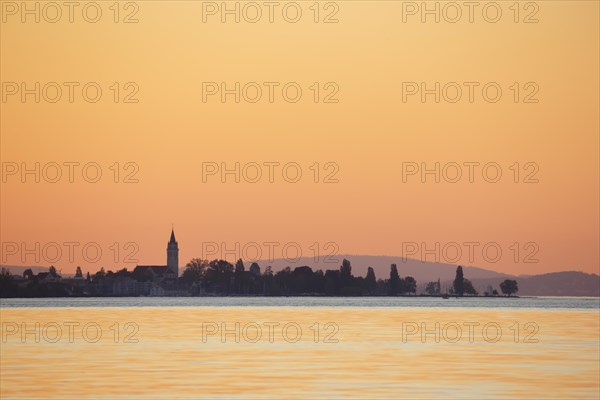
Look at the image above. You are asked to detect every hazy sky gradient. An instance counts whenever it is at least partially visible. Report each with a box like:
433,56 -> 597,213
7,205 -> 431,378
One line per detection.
1,1 -> 598,275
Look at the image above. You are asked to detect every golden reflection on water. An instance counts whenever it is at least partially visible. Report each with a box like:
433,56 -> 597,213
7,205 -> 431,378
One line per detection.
1,307 -> 598,399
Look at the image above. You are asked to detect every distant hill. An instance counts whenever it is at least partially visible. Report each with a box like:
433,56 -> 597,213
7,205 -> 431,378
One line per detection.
468,272 -> 600,297
252,255 -> 598,297
253,255 -> 510,282
513,271 -> 597,296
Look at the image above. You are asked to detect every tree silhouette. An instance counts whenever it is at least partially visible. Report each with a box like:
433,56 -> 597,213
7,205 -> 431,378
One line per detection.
263,265 -> 273,276
235,259 -> 245,273
425,280 -> 441,295
453,266 -> 464,296
500,279 -> 519,296
93,267 -> 106,282
291,266 -> 314,294
0,268 -> 15,297
324,269 -> 340,296
249,262 -> 261,277
49,266 -> 59,278
275,267 -> 292,295
234,259 -> 245,293
0,268 -> 13,284
262,266 -> 274,295
204,260 -> 234,293
23,268 -> 34,280
181,259 -> 208,284
404,276 -> 417,295
365,267 -> 376,295
389,264 -> 401,295
340,259 -> 352,281
463,279 -> 478,296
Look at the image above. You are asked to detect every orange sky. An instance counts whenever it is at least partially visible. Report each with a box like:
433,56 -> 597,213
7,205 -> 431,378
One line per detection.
1,1 -> 598,275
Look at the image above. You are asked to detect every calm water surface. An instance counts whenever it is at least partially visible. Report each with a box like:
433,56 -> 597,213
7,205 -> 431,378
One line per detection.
1,297 -> 598,399
2,296 -> 599,309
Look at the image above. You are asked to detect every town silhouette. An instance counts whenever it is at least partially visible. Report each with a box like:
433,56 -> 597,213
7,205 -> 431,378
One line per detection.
0,229 -> 519,298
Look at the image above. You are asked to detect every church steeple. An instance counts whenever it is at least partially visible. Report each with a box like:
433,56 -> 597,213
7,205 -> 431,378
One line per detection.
167,227 -> 179,276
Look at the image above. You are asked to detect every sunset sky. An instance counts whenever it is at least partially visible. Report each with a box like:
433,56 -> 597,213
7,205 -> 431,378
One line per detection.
1,1 -> 598,275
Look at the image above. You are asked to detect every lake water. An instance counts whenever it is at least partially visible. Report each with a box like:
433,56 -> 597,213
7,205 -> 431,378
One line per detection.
1,297 -> 599,399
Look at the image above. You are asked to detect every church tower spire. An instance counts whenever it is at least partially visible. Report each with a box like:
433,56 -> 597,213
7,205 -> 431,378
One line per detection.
167,227 -> 179,276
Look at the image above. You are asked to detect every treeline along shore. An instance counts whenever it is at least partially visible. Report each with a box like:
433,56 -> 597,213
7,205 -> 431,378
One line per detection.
0,259 -> 519,298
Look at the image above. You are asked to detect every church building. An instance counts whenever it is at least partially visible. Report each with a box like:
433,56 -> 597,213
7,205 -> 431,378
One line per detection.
133,229 -> 179,281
